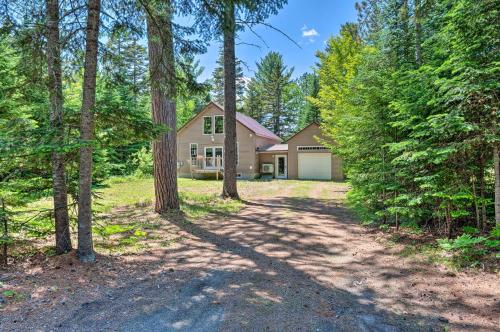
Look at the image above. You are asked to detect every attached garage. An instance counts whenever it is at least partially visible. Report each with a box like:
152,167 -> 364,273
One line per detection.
286,123 -> 344,181
298,152 -> 332,180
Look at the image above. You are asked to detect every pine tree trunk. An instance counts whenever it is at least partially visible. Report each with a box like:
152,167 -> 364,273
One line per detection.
398,0 -> 411,62
1,198 -> 7,266
146,1 -> 179,212
46,0 -> 71,254
273,94 -> 282,137
445,202 -> 452,239
479,157 -> 487,228
472,177 -> 481,229
414,0 -> 422,66
221,0 -> 239,199
494,144 -> 500,227
77,0 -> 100,262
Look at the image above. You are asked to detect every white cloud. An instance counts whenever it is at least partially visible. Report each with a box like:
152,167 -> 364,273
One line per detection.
302,28 -> 318,37
301,25 -> 319,43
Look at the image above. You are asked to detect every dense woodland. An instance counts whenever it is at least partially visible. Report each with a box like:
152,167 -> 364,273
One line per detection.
0,0 -> 498,265
313,0 -> 499,244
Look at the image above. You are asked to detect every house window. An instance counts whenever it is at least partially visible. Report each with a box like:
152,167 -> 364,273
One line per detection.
190,143 -> 197,165
203,116 -> 212,134
297,146 -> 329,151
204,147 -> 223,168
214,115 -> 224,134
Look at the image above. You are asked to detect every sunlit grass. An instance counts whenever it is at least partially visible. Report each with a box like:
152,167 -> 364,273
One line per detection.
12,177 -> 346,255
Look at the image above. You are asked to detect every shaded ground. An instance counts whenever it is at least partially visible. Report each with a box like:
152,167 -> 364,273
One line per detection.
1,181 -> 499,331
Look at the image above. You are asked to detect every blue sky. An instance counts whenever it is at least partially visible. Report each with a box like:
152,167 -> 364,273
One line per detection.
194,0 -> 359,81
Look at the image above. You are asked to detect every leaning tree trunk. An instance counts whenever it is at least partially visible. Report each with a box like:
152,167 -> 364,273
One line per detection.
146,0 -> 179,213
77,0 -> 100,262
221,0 -> 239,199
46,0 -> 71,254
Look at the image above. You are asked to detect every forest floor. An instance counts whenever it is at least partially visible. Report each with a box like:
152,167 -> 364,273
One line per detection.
0,180 -> 499,331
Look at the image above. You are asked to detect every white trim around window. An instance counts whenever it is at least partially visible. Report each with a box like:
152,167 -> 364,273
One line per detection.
204,146 -> 223,169
296,145 -> 330,151
203,116 -> 213,135
189,143 -> 198,165
214,115 -> 224,134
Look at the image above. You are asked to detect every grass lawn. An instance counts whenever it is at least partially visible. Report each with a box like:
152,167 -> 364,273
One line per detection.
11,177 -> 345,257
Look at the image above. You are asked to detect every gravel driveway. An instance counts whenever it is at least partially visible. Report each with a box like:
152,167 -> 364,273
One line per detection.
1,182 -> 498,331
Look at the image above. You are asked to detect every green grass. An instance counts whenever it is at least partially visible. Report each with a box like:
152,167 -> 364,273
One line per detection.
11,177 -> 346,255
95,177 -> 343,214
94,176 -> 243,217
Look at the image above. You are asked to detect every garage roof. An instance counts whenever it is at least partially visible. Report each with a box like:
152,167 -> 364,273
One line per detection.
257,144 -> 289,152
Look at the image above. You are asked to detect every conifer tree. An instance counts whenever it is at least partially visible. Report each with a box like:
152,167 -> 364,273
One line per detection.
210,46 -> 245,107
46,0 -> 71,254
254,51 -> 293,137
144,0 -> 180,212
77,0 -> 101,262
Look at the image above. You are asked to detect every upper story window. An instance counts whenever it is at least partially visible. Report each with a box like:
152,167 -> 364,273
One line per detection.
214,115 -> 224,134
203,116 -> 212,134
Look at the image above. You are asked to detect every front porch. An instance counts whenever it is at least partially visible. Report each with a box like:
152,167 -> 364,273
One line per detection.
188,156 -> 223,180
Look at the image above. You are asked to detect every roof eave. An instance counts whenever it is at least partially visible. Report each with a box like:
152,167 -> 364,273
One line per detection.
257,150 -> 288,153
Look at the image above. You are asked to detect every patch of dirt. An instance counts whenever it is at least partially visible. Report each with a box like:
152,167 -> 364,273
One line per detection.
1,181 -> 499,331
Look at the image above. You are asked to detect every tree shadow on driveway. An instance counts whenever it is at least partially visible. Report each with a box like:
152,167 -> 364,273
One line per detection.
3,193 -> 495,332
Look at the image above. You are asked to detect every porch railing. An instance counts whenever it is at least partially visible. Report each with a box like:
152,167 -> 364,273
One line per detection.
188,156 -> 223,179
189,156 -> 223,170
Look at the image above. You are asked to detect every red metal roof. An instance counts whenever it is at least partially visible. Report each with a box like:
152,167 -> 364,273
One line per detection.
178,102 -> 282,142
235,112 -> 282,142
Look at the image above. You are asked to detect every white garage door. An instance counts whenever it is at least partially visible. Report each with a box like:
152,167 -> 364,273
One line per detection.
298,153 -> 332,180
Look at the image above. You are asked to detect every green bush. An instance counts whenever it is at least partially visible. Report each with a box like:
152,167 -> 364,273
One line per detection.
461,226 -> 480,235
378,224 -> 389,231
490,226 -> 500,239
132,147 -> 153,177
400,221 -> 423,234
438,234 -> 486,251
437,234 -> 494,267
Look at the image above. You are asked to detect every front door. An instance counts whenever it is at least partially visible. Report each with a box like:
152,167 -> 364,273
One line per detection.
275,155 -> 287,179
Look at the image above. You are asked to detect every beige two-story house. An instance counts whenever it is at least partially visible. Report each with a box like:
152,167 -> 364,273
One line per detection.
177,102 -> 343,180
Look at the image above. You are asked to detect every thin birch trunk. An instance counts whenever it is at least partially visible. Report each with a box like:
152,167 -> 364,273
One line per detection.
221,0 -> 239,199
77,0 -> 100,262
146,0 -> 179,212
46,0 -> 72,254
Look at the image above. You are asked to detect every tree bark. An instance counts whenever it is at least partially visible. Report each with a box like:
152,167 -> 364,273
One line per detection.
146,0 -> 179,212
46,0 -> 72,254
445,201 -> 452,239
479,156 -> 487,228
222,0 -> 239,199
414,0 -> 422,66
1,198 -> 7,267
472,176 -> 481,229
494,144 -> 500,227
77,0 -> 100,262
